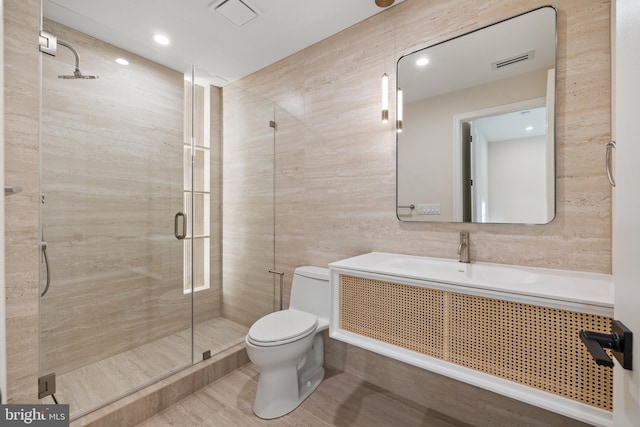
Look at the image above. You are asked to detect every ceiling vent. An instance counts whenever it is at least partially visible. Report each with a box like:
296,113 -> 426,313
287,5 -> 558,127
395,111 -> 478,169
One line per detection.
210,0 -> 260,27
492,50 -> 535,70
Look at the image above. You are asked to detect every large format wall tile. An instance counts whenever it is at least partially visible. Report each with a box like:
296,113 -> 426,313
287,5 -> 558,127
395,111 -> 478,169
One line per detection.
221,86 -> 275,326
4,0 -> 42,403
226,0 -> 612,422
229,0 -> 611,299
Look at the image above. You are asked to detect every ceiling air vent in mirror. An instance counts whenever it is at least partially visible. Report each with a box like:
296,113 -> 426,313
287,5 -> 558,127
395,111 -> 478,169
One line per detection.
492,50 -> 535,70
210,0 -> 260,27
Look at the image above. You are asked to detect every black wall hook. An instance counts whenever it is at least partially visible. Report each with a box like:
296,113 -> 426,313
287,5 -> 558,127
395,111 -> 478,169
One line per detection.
580,320 -> 633,370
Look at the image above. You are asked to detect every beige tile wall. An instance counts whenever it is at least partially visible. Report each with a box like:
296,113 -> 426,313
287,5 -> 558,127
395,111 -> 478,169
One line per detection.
225,0 -> 612,422
231,0 -> 611,277
228,0 -> 611,305
4,0 -> 42,403
221,86 -> 275,326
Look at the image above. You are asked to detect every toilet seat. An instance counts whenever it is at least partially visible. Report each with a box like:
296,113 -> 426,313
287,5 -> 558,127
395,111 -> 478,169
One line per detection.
247,309 -> 318,347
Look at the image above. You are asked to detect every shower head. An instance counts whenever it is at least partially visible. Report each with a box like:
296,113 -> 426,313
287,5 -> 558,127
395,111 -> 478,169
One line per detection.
58,69 -> 99,79
56,40 -> 99,80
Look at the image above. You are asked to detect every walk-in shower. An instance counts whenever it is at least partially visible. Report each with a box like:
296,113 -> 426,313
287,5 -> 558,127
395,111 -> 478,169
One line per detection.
39,15 -> 276,419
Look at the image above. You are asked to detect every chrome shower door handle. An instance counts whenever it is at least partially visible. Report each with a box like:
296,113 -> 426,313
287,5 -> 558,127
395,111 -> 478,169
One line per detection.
174,212 -> 187,240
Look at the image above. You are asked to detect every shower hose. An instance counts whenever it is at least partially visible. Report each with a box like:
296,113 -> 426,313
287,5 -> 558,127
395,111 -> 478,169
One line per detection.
41,241 -> 51,297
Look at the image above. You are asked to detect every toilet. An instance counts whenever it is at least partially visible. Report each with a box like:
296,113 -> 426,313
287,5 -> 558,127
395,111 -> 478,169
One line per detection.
245,266 -> 331,419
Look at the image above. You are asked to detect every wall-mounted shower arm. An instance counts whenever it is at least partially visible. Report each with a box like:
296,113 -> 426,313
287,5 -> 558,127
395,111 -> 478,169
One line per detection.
39,31 -> 99,79
57,40 -> 81,74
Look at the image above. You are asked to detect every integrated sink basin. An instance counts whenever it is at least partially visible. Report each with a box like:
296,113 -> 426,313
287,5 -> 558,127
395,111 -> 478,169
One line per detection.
378,254 -> 539,285
329,252 -> 613,313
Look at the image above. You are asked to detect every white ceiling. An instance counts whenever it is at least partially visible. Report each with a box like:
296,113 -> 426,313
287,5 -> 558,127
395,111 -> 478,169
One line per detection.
398,6 -> 555,102
44,0 -> 404,86
475,106 -> 547,142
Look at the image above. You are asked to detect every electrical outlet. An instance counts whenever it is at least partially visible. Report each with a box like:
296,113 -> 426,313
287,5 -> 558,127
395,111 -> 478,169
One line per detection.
416,203 -> 441,215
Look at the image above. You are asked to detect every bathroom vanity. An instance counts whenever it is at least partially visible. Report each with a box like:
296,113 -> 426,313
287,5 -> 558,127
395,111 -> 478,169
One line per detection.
329,252 -> 614,427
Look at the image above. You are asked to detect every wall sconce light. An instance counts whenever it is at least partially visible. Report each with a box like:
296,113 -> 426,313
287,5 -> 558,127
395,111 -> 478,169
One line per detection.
381,73 -> 389,123
397,88 -> 403,133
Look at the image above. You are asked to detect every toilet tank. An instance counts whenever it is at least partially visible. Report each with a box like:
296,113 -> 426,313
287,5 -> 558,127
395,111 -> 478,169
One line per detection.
289,266 -> 330,325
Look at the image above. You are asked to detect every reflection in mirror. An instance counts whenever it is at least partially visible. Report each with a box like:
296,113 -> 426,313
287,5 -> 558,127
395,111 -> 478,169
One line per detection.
396,6 -> 556,224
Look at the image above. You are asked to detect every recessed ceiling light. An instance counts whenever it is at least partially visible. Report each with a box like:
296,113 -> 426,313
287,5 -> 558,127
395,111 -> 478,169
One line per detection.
526,126 -> 534,131
115,58 -> 129,66
416,57 -> 429,66
153,34 -> 170,45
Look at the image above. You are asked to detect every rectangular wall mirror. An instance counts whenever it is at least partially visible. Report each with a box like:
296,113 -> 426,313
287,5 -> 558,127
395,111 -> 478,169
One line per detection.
396,6 -> 557,224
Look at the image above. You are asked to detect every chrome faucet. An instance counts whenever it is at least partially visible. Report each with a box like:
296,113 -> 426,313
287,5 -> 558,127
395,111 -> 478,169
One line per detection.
457,232 -> 470,263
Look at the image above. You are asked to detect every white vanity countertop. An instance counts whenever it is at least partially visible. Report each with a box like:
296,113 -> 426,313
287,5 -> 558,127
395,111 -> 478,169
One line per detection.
329,252 -> 613,311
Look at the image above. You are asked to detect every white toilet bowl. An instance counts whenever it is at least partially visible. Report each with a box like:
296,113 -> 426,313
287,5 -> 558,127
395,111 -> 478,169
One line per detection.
245,266 -> 330,419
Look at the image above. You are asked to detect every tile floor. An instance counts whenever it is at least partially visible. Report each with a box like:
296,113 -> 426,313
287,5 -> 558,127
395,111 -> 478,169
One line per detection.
135,364 -> 470,427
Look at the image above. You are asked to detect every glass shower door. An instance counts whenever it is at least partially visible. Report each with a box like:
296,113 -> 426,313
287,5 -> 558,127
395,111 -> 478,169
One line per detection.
191,74 -> 276,363
39,18 -> 192,417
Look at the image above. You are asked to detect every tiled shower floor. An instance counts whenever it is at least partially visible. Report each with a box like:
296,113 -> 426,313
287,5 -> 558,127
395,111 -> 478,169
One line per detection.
41,317 -> 248,417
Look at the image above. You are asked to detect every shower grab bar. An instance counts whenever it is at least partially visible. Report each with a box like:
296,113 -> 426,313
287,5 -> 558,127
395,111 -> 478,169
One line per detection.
174,212 -> 187,240
397,204 -> 415,209
269,270 -> 285,310
5,186 -> 22,196
41,241 -> 51,297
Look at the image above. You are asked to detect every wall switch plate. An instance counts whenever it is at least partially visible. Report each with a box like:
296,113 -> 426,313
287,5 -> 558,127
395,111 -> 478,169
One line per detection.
417,203 -> 440,215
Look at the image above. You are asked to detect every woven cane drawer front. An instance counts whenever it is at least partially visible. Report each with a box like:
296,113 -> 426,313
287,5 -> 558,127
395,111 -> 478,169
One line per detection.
339,274 -> 613,411
340,274 -> 446,359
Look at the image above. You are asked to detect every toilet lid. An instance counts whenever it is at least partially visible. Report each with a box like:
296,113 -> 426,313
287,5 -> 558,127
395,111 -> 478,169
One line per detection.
248,309 -> 317,345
